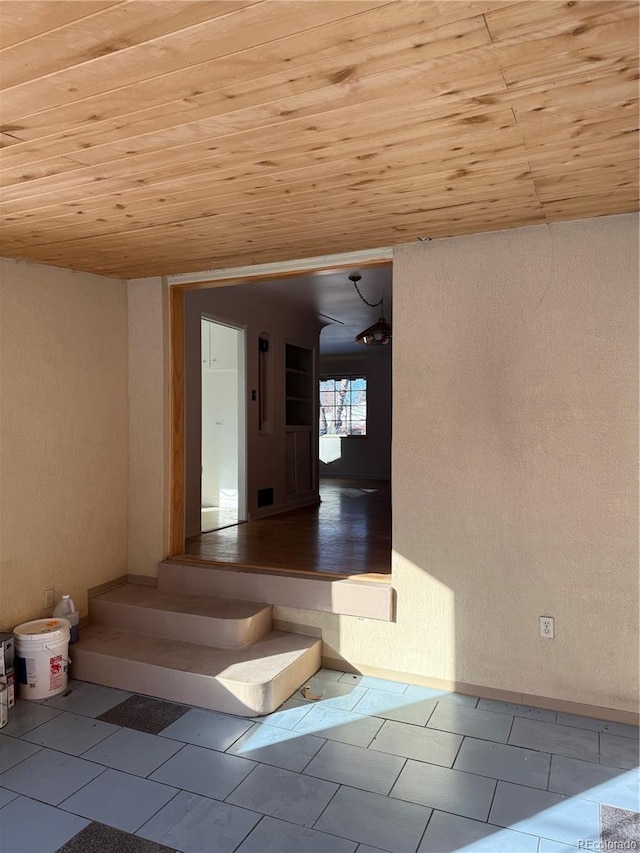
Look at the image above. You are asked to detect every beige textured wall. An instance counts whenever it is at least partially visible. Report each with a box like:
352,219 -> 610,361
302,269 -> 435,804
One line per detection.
127,277 -> 170,577
0,259 -> 129,629
278,214 -> 639,713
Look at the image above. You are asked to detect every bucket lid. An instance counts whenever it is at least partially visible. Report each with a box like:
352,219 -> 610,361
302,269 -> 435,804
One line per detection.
14,618 -> 70,637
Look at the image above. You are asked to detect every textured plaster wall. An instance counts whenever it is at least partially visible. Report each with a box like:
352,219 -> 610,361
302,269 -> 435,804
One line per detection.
127,277 -> 170,577
278,214 -> 639,712
0,259 -> 129,629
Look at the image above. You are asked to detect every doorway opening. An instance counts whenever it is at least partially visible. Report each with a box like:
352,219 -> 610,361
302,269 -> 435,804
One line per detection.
171,255 -> 392,578
200,317 -> 246,532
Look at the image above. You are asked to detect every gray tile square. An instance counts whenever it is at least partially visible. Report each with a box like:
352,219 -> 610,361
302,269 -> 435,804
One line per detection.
418,810 -> 538,853
427,703 -> 513,743
21,711 -> 119,756
600,804 -> 640,847
0,795 -> 89,853
0,733 -> 41,773
537,841 -> 581,853
369,719 -> 462,767
304,739 -> 405,795
600,733 -> 640,770
509,716 -> 600,761
556,713 -> 639,740
297,677 -> 368,710
82,727 -> 184,776
227,722 -> 324,771
404,685 -> 478,707
98,695 -> 188,735
236,815 -> 357,853
391,758 -> 496,821
150,743 -> 254,799
338,674 -> 409,694
256,697 -> 313,730
60,768 -> 178,832
549,755 -> 640,812
137,790 -> 260,853
315,783 -> 432,853
227,762 -> 338,827
0,748 -> 104,805
42,681 -> 131,718
351,689 -> 437,726
1,701 -> 63,737
476,698 -> 556,723
57,821 -> 177,853
453,737 -> 551,788
0,786 -> 19,808
158,707 -> 251,751
313,669 -> 345,682
293,704 -> 383,747
489,780 -> 600,847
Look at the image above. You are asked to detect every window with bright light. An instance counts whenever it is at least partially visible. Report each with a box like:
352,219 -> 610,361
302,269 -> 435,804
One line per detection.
319,376 -> 367,437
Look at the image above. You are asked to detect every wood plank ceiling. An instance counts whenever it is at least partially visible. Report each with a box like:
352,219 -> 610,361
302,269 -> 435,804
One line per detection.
0,0 -> 638,279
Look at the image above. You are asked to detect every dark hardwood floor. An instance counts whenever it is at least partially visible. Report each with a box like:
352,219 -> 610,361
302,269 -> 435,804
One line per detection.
183,478 -> 391,578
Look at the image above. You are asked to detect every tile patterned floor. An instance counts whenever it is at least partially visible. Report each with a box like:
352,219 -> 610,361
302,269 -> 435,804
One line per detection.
0,674 -> 638,853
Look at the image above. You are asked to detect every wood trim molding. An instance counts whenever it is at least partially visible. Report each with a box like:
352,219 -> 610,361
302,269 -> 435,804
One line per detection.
169,286 -> 185,555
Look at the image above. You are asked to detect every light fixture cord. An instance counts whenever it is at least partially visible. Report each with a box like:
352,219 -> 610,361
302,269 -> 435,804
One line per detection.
352,277 -> 382,309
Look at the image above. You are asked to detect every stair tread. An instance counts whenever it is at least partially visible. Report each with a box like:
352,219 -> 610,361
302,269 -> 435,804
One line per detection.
75,624 -> 320,685
95,585 -> 269,620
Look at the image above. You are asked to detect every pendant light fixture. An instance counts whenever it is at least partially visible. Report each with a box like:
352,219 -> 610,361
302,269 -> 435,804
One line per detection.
350,274 -> 392,346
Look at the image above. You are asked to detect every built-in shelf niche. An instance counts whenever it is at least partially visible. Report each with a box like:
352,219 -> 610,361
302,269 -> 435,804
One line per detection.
285,343 -> 313,427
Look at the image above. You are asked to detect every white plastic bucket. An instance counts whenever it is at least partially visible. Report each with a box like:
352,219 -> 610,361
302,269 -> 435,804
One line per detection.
14,618 -> 71,700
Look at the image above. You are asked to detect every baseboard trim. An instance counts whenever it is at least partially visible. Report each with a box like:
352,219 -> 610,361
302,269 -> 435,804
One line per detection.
320,657 -> 640,726
88,576 -> 128,598
128,574 -> 158,588
249,494 -> 319,520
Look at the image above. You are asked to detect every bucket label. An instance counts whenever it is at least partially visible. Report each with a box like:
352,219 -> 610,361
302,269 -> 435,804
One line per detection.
49,656 -> 64,691
0,686 -> 7,729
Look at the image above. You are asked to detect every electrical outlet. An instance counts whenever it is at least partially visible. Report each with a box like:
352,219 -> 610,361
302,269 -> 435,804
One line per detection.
539,616 -> 554,639
44,588 -> 55,610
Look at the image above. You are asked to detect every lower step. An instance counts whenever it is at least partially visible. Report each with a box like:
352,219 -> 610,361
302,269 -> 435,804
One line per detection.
71,625 -> 321,716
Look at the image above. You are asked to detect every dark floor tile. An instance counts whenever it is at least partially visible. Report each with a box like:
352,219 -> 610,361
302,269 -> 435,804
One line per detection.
600,804 -> 640,846
57,822 -> 176,853
97,695 -> 188,734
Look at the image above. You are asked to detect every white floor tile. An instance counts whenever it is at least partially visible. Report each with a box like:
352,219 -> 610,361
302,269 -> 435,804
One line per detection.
351,689 -> 437,726
555,713 -> 639,740
418,810 -> 538,853
549,754 -> 640,812
227,722 -> 324,771
138,789 -> 260,853
41,681 -> 131,718
1,702 -> 63,738
81,726 -> 184,776
370,719 -> 462,767
390,758 -> 496,821
60,768 -> 178,832
256,698 -> 313,731
0,795 -> 89,853
304,739 -> 405,795
0,748 -> 105,806
150,743 -> 254,799
297,677 -> 368,711
404,686 -> 478,707
21,712 -> 119,756
476,698 -> 555,723
489,780 -> 600,847
236,815 -> 357,853
293,704 -> 383,747
338,674 -> 409,694
427,703 -> 513,743
0,786 -> 19,808
454,737 -> 551,788
0,734 -> 41,773
158,707 -> 252,751
509,717 -> 599,762
227,762 -> 338,827
600,733 -> 640,770
315,783 -> 432,853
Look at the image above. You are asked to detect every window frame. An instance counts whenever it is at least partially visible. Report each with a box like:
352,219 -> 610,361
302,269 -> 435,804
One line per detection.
319,374 -> 368,438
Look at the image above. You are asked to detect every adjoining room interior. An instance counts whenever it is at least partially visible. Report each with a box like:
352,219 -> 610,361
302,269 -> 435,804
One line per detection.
183,265 -> 393,577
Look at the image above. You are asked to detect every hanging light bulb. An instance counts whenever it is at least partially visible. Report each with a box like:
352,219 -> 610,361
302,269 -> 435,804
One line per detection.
350,274 -> 392,346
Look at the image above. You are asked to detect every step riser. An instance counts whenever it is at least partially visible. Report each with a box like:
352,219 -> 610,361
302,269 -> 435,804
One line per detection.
71,642 -> 321,716
89,597 -> 273,649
